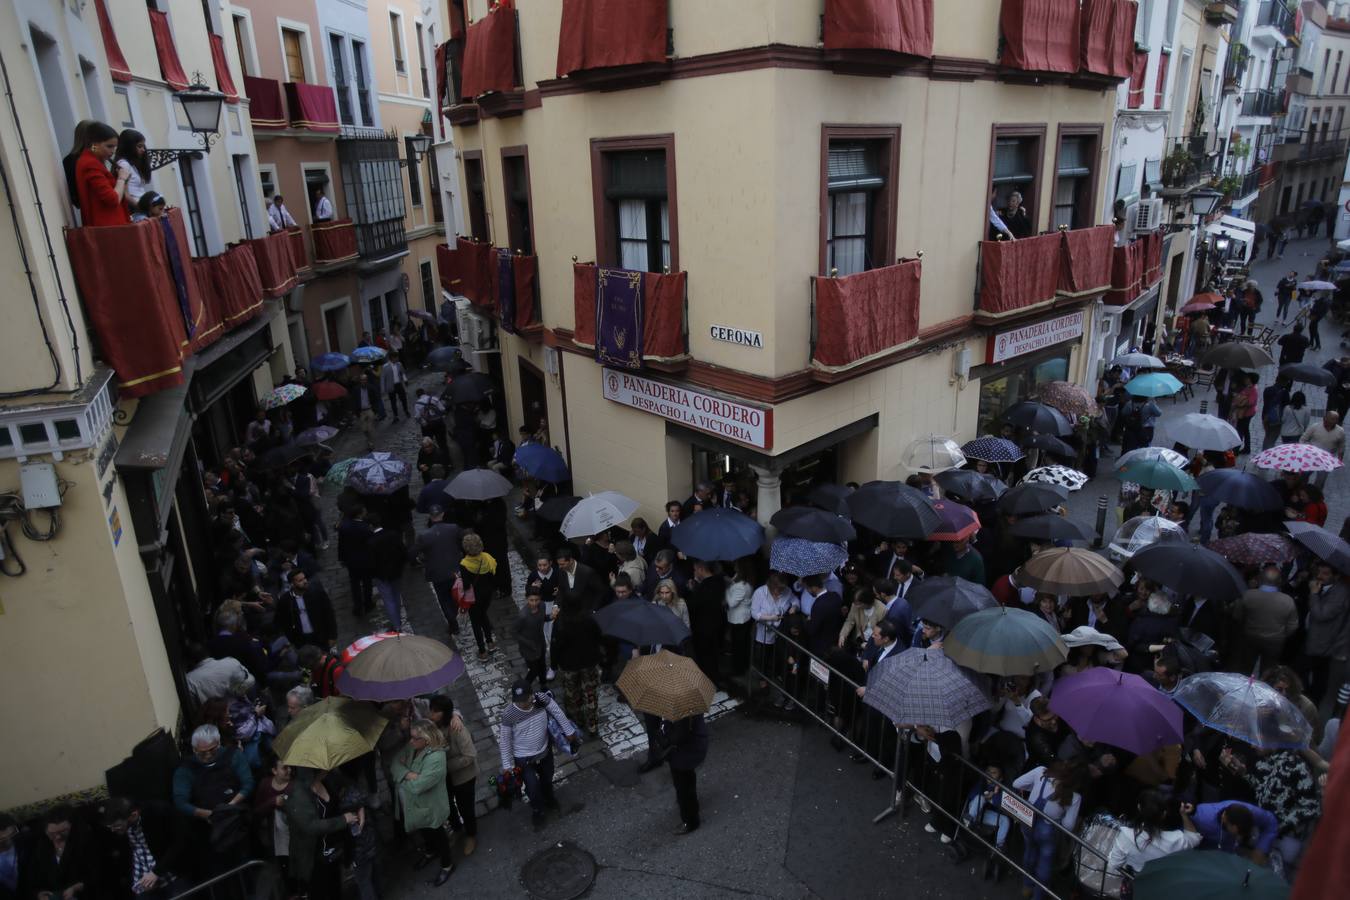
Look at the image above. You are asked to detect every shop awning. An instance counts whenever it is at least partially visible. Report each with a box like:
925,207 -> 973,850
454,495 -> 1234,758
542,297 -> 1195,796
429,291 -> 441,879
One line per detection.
1204,215 -> 1256,246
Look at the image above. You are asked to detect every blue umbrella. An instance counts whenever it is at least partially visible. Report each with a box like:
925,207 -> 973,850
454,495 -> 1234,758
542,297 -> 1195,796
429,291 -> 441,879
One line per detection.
1334,259 -> 1350,275
1124,372 -> 1183,397
350,346 -> 388,364
1114,458 -> 1198,492
514,443 -> 570,483
1196,469 -> 1283,511
311,352 -> 351,373
960,436 -> 1024,463
671,507 -> 765,561
769,537 -> 848,577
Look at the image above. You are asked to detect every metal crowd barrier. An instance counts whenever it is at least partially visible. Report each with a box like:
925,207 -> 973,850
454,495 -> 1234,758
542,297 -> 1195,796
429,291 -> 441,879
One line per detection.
174,860 -> 282,900
746,624 -> 1112,899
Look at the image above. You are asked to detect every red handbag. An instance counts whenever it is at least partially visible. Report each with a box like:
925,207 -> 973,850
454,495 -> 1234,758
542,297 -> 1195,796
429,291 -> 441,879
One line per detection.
452,574 -> 476,610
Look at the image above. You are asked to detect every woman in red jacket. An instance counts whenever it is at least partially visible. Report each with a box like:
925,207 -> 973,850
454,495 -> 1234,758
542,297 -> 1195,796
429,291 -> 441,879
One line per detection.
74,121 -> 130,226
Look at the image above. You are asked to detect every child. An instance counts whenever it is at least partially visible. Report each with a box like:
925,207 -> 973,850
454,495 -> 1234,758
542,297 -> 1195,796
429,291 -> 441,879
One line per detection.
961,764 -> 1012,882
340,782 -> 380,900
514,587 -> 548,689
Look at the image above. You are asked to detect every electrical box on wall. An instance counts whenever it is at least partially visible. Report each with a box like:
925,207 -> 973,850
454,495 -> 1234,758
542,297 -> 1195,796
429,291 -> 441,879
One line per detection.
20,463 -> 62,509
953,346 -> 971,380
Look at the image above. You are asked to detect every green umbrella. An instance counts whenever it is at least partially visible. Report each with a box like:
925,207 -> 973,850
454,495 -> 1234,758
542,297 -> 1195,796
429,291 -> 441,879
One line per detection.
272,697 -> 388,771
1133,850 -> 1289,900
943,606 -> 1068,676
1113,458 -> 1198,492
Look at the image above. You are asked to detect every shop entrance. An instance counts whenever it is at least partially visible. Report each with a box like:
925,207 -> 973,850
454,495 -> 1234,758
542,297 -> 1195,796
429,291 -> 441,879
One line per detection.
976,348 -> 1071,436
691,444 -> 840,516
518,358 -> 547,435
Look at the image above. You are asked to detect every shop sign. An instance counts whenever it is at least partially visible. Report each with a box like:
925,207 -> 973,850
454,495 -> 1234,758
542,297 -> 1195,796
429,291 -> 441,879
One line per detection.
987,311 -> 1085,364
602,368 -> 772,449
1000,791 -> 1037,828
709,324 -> 764,349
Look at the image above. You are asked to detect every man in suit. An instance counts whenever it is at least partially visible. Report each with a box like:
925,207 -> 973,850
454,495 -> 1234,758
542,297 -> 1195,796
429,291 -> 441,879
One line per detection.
266,539 -> 318,595
276,570 -> 337,649
0,812 -> 31,900
486,429 -> 515,475
580,531 -> 618,583
643,549 -> 690,600
1066,593 -> 1130,646
337,504 -> 375,614
682,481 -> 716,518
874,576 -> 914,646
367,513 -> 408,629
657,501 -> 683,543
861,619 -> 904,672
24,807 -> 99,900
801,574 -> 846,658
1180,593 -> 1223,643
716,473 -> 739,511
555,544 -> 606,615
629,517 -> 664,566
869,537 -> 917,580
99,797 -> 186,899
410,505 -> 464,632
206,607 -> 269,679
687,560 -> 727,686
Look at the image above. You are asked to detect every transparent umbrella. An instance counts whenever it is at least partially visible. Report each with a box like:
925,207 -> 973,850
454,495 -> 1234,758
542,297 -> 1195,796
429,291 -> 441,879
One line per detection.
1108,515 -> 1188,563
901,434 -> 967,474
1172,671 -> 1313,749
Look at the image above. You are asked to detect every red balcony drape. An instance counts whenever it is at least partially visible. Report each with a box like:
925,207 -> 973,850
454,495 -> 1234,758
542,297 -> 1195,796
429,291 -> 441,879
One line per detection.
286,82 -> 339,132
812,260 -> 921,371
999,0 -> 1080,74
147,10 -> 190,91
286,226 -> 309,269
245,230 -> 299,298
1142,231 -> 1163,285
1110,0 -> 1138,78
461,0 -> 517,100
512,254 -> 538,331
822,0 -> 934,58
573,262 -> 597,346
93,0 -> 133,84
440,237 -> 496,309
1079,0 -> 1113,75
1106,240 -> 1144,305
188,246 -> 264,353
1127,49 -> 1148,109
209,34 -> 239,103
980,233 -> 1062,315
1154,49 -> 1170,109
643,271 -> 687,362
314,219 -> 358,264
244,76 -> 287,130
435,42 -> 449,109
1058,225 -> 1115,295
556,0 -> 669,77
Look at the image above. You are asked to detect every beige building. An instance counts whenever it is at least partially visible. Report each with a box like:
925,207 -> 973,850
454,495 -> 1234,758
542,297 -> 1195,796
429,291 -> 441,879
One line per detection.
440,0 -> 1137,523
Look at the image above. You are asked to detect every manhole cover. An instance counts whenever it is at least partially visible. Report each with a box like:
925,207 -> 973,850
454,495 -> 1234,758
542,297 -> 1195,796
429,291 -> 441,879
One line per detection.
519,842 -> 597,900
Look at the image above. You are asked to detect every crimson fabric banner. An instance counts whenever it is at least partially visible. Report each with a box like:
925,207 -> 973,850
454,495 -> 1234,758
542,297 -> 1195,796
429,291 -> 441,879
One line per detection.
556,0 -> 669,77
147,10 -> 189,91
244,76 -> 286,129
313,220 -> 358,264
245,230 -> 298,298
1058,225 -> 1115,295
1110,0 -> 1138,78
812,260 -> 921,370
822,0 -> 934,57
642,270 -> 687,361
512,254 -> 538,331
1078,0 -> 1114,75
1127,48 -> 1148,108
93,0 -> 132,83
999,0 -> 1080,74
573,263 -> 597,346
286,82 -> 339,132
980,233 -> 1062,315
286,227 -> 308,269
595,267 -> 645,370
210,34 -> 239,103
1106,240 -> 1144,306
1142,231 -> 1163,285
461,0 -> 517,100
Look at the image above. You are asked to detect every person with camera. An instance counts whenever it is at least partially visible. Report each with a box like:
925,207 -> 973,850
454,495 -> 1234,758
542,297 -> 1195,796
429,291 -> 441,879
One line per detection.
497,680 -> 579,831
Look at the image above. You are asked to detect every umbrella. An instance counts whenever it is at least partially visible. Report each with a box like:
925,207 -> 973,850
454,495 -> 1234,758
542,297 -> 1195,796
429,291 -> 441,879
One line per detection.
1049,668 -> 1184,755
1167,413 -> 1241,451
514,443 -> 570,483
350,346 -> 387,364
1200,342 -> 1274,369
845,481 -> 941,538
256,442 -> 313,470
408,309 -> 437,323
934,470 -> 1008,503
670,507 -> 765,561
616,650 -> 715,720
1179,292 -> 1221,314
1133,850 -> 1290,900
1108,515 -> 1188,560
1299,280 -> 1337,291
447,372 -> 493,404
346,452 -> 411,495
1129,543 -> 1247,602
769,537 -> 848,577
1124,372 -> 1184,398
1207,532 -> 1296,567
1023,465 -> 1089,492
336,634 -> 465,700
901,434 -> 967,474
1117,446 -> 1189,469
1336,259 -> 1350,275
596,602 -> 691,648
536,495 -> 582,523
260,383 -> 307,410
769,506 -> 857,543
341,631 -> 401,664
426,346 -> 468,372
1279,362 -> 1336,387
861,647 -> 990,731
1111,352 -> 1166,369
997,482 -> 1069,516
560,491 -> 639,538
1003,401 -> 1073,435
1172,671 -> 1313,749
806,483 -> 853,516
295,425 -> 340,446
944,606 -> 1070,676
909,576 -> 998,629
926,500 -> 981,542
1114,458 -> 1198,492
1196,469 -> 1283,510
1251,443 -> 1343,473
1285,520 -> 1350,573
272,697 -> 388,770
1008,514 -> 1093,542
1022,433 -> 1076,457
1019,547 -> 1124,595
415,479 -> 451,513
310,352 -> 351,373
311,381 -> 347,401
1038,381 -> 1099,419
445,467 -> 514,501
960,437 -> 1024,463
324,457 -> 358,486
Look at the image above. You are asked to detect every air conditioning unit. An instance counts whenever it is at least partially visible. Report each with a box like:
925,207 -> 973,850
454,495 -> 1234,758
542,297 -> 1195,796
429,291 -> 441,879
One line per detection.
1120,201 -> 1141,240
453,298 -> 494,371
1135,198 -> 1165,232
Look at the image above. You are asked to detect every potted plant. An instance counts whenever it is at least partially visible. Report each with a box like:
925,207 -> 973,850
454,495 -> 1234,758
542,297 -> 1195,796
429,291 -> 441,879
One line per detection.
1162,146 -> 1196,187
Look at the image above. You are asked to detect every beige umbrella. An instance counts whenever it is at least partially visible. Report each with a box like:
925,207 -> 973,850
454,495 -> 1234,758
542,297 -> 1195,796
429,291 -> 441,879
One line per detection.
272,697 -> 388,771
1038,381 -> 1099,419
1018,546 -> 1124,596
616,650 -> 715,721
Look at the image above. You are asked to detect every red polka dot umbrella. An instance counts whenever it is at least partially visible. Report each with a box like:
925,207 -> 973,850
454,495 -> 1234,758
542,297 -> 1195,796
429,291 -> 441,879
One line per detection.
1250,443 -> 1344,473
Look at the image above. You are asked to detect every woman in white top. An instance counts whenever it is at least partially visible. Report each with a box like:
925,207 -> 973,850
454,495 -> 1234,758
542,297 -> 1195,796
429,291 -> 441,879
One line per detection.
1012,761 -> 1083,900
724,558 -> 755,676
749,572 -> 793,692
1106,789 -> 1201,893
114,129 -> 152,209
1281,390 -> 1312,444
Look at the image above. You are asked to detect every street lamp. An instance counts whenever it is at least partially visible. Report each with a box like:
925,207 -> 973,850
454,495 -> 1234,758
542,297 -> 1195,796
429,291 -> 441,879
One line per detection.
1166,187 -> 1225,233
401,132 -> 435,168
146,73 -> 227,172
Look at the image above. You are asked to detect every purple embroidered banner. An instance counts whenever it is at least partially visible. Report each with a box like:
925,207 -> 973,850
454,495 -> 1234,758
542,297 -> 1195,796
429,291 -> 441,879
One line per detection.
497,249 -> 517,334
595,267 -> 645,370
161,216 -> 195,337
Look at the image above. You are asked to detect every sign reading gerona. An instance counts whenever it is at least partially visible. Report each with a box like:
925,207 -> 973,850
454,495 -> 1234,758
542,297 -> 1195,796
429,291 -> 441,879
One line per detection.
602,368 -> 772,449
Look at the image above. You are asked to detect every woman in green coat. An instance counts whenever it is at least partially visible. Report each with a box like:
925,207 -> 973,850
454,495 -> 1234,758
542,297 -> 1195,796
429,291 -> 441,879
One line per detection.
391,719 -> 455,886
283,769 -> 357,896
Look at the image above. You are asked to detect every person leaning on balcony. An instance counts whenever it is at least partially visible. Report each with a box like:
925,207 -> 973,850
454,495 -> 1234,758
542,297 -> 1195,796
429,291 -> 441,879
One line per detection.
987,185 -> 1016,241
114,129 -> 152,210
74,121 -> 131,226
1003,191 -> 1033,239
268,194 -> 298,232
312,186 -> 334,222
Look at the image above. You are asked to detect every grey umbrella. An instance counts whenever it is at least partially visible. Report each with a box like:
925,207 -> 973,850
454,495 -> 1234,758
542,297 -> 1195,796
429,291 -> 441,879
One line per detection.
1200,342 -> 1275,369
1009,514 -> 1094,542
909,576 -> 998,629
1278,362 -> 1336,387
444,467 -> 513,501
1285,521 -> 1350,574
862,647 -> 990,730
944,606 -> 1070,676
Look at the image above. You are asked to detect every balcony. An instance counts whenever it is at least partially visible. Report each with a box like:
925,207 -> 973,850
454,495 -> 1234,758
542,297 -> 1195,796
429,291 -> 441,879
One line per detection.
1288,66 -> 1316,96
284,82 -> 339,134
1252,1 -> 1296,46
285,226 -> 309,273
244,76 -> 340,138
1105,231 -> 1163,306
437,238 -> 542,337
571,261 -> 689,370
311,219 -> 359,268
810,259 -> 922,374
1160,135 -> 1219,192
1203,1 -> 1240,25
976,224 -> 1115,317
1223,43 -> 1249,88
1237,167 -> 1263,200
1241,88 -> 1282,118
336,128 -> 409,266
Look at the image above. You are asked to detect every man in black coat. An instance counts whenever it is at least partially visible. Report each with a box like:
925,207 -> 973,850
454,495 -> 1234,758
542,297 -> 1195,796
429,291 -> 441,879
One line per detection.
554,544 -> 606,614
681,481 -> 716,519
663,714 -> 709,835
409,505 -> 464,632
629,517 -> 664,566
23,807 -> 99,900
336,504 -> 375,614
686,560 -> 726,685
801,574 -> 846,658
98,798 -> 186,899
580,531 -> 618,583
0,813 -> 31,900
205,607 -> 269,679
367,513 -> 408,628
275,570 -> 338,649
643,549 -> 690,600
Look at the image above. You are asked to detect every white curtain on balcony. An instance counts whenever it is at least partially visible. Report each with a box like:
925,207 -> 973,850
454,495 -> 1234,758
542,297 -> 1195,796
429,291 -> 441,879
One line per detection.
619,199 -> 648,270
827,191 -> 868,276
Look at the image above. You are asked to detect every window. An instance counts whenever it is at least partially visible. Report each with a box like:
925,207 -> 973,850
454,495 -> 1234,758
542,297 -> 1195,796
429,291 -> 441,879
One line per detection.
608,151 -> 669,271
232,155 -> 254,240
416,22 -> 429,97
390,13 -> 406,74
463,155 -> 488,240
992,132 -> 1044,232
258,168 -> 276,200
1336,52 -> 1344,100
823,137 -> 896,276
367,295 -> 386,335
31,27 -> 74,157
282,28 -> 307,82
502,151 -> 533,254
113,86 -> 134,127
428,152 -> 444,224
232,15 -> 252,76
1052,132 -> 1097,230
352,41 -> 373,126
405,137 -> 423,207
330,34 -> 353,126
80,57 -> 106,124
420,259 -> 435,312
1116,163 -> 1138,203
179,159 -> 209,257
337,132 -> 408,259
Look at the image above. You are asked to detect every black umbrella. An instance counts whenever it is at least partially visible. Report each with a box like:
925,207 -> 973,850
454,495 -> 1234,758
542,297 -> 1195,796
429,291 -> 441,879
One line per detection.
1003,401 -> 1072,435
536,495 -> 582,523
1200,342 -> 1274,369
1022,433 -> 1076,457
807,483 -> 853,517
426,346 -> 470,373
1278,363 -> 1336,387
845,481 -> 941,539
1008,514 -> 1093,542
416,478 -> 451,513
997,482 -> 1069,517
1286,521 -> 1350,574
769,506 -> 856,543
1129,543 -> 1247,602
934,470 -> 1008,503
595,599 -> 691,647
256,442 -> 314,470
448,371 -> 494,404
909,576 -> 999,629
1196,470 -> 1283,511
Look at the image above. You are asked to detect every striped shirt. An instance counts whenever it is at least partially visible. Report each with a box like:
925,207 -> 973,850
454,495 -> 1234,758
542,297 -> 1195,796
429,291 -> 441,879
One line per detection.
498,695 -> 574,770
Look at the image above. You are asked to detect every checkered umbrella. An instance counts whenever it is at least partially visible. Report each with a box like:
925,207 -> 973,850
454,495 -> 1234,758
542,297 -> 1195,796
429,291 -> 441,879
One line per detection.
345,451 -> 411,495
1286,521 -> 1350,574
1023,465 -> 1089,491
1251,443 -> 1344,473
1207,533 -> 1296,567
260,383 -> 307,410
862,647 -> 990,730
961,437 -> 1025,463
769,537 -> 848,577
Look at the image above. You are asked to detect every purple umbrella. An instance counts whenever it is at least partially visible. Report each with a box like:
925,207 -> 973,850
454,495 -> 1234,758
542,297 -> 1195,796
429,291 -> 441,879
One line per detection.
1048,667 -> 1184,755
335,634 -> 465,701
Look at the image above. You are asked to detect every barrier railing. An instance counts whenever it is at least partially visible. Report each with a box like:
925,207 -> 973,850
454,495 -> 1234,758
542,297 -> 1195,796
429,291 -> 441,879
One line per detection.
174,859 -> 282,899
